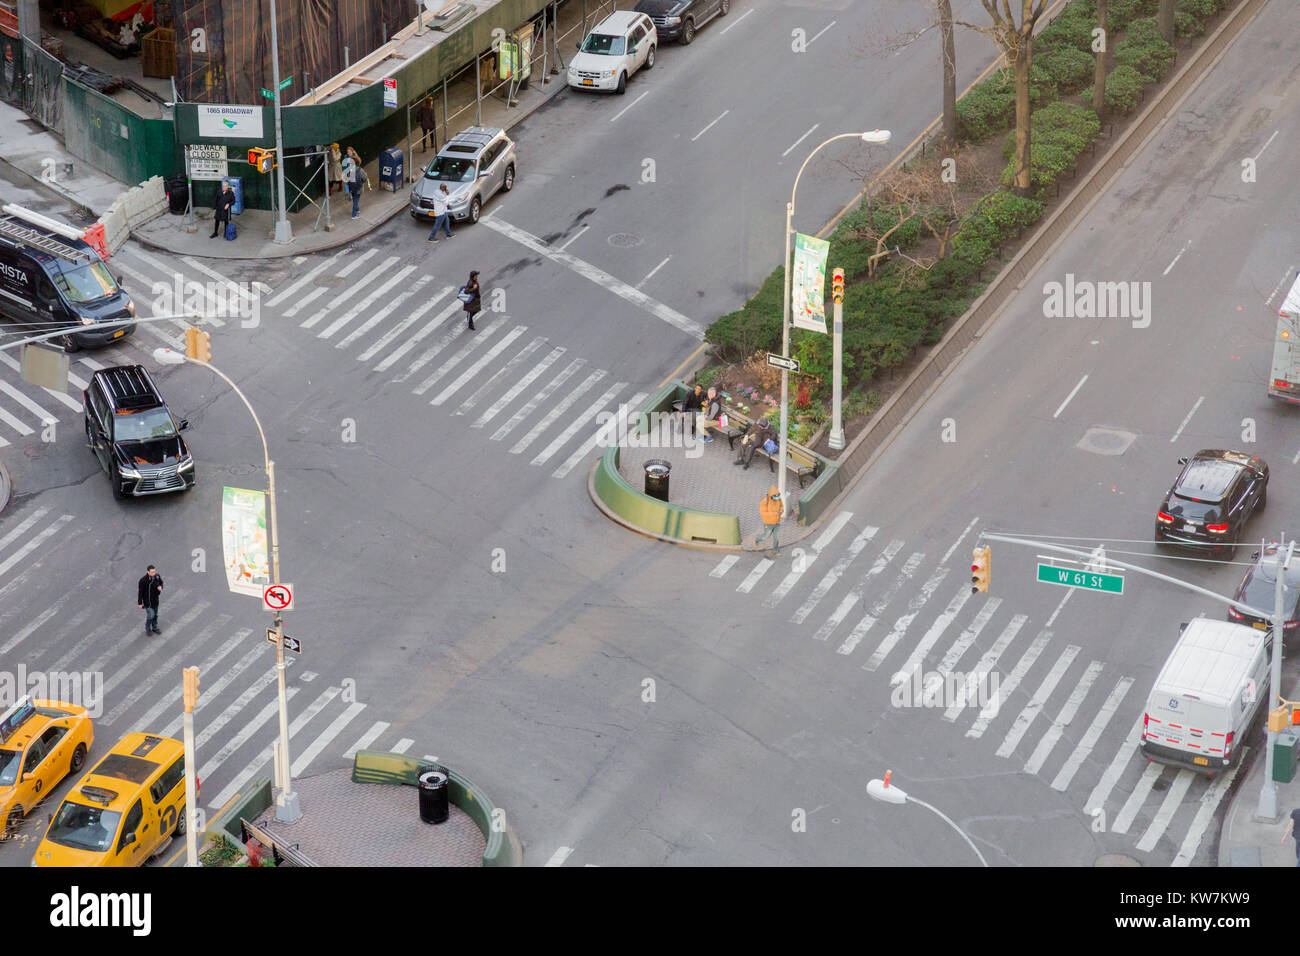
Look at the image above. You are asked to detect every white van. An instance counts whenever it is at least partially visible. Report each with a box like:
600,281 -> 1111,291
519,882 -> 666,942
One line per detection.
1268,271 -> 1300,402
1140,617 -> 1269,774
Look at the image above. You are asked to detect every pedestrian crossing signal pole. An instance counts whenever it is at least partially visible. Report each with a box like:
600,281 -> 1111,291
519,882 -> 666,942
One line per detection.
1258,539 -> 1294,822
181,666 -> 200,866
829,268 -> 846,451
971,546 -> 990,594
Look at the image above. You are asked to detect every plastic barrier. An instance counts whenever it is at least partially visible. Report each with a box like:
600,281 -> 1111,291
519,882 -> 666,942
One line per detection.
81,222 -> 109,261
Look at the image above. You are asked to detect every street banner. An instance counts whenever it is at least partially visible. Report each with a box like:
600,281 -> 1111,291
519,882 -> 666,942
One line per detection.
791,232 -> 830,333
197,104 -> 264,139
222,486 -> 270,597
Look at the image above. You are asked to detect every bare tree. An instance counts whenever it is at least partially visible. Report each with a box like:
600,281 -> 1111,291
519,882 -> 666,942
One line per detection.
1092,0 -> 1108,123
1157,0 -> 1176,45
957,1 -> 1050,197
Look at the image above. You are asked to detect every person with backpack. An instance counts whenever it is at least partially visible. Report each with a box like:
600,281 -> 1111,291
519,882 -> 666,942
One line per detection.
755,487 -> 784,556
461,270 -> 481,330
211,179 -> 235,239
343,150 -> 369,219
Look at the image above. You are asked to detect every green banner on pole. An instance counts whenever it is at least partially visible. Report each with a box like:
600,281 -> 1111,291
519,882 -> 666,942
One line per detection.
222,486 -> 270,598
791,232 -> 830,333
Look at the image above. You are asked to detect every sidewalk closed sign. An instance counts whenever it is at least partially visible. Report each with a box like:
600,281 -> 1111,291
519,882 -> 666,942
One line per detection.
187,144 -> 228,180
383,77 -> 397,108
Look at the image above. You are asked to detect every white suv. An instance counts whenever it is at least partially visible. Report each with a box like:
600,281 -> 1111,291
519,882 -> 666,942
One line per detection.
567,10 -> 656,94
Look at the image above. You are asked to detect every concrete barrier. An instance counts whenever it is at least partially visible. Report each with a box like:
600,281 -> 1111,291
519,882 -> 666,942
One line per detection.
98,198 -> 129,255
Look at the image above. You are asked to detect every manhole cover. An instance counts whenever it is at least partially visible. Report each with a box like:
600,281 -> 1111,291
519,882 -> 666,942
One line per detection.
315,275 -> 347,289
1077,427 -> 1137,456
607,233 -> 642,248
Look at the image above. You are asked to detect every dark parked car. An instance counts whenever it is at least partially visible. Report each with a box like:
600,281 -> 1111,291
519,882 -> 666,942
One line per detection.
1154,449 -> 1268,558
634,0 -> 730,44
84,365 -> 195,500
1228,543 -> 1300,635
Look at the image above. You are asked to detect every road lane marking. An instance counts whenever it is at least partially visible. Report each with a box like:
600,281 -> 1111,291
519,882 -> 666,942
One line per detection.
891,586 -> 971,686
782,123 -> 820,159
1084,716 -> 1145,816
142,632 -> 256,732
636,256 -> 671,289
1045,587 -> 1073,627
1172,751 -> 1246,865
1023,659 -> 1103,775
836,551 -> 924,655
737,558 -> 775,593
1162,240 -> 1191,276
711,555 -> 740,577
609,90 -> 649,123
1134,769 -> 1194,852
286,248 -> 377,316
185,663 -> 282,744
718,7 -> 753,33
532,380 -> 625,465
0,352 -> 80,410
808,20 -> 837,45
763,511 -> 855,608
815,539 -> 903,642
343,723 -> 391,760
456,337 -> 546,415
863,565 -> 949,670
101,616 -> 232,724
0,602 -> 89,657
429,325 -> 528,405
1052,677 -> 1132,791
413,323 -> 507,394
0,378 -> 59,423
318,265 -> 419,338
557,224 -> 589,253
1170,395 -> 1203,442
392,738 -> 414,754
790,525 -> 878,624
334,274 -> 435,348
389,312 -> 478,381
1252,129 -> 1279,162
967,631 -> 1050,738
511,369 -> 606,455
473,346 -> 566,428
293,701 -> 367,776
941,516 -> 980,565
491,358 -> 585,441
1053,374 -> 1088,418
927,596 -> 1000,682
301,255 -> 401,329
206,685 -> 331,809
995,645 -> 1079,758
941,612 -> 1026,720
546,847 -> 574,866
483,218 -> 704,337
551,392 -> 648,478
691,109 -> 730,142
358,290 -> 455,363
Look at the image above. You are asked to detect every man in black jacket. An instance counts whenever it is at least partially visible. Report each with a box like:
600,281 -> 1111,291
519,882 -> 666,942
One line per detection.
734,418 -> 775,469
211,180 -> 236,239
137,564 -> 164,635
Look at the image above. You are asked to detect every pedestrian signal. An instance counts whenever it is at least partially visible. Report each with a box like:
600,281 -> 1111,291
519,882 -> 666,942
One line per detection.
971,545 -> 991,594
247,148 -> 274,173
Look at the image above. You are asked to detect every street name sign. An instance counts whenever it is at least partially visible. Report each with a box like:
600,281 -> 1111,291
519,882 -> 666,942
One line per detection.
766,353 -> 800,373
1036,563 -> 1124,595
266,628 -> 301,653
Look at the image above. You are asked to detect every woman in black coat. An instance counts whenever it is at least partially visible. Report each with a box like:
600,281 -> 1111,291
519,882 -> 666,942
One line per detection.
463,270 -> 481,330
211,180 -> 236,239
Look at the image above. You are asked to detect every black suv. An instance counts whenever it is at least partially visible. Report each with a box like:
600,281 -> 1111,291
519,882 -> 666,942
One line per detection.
634,0 -> 730,44
1155,449 -> 1268,558
84,365 -> 195,500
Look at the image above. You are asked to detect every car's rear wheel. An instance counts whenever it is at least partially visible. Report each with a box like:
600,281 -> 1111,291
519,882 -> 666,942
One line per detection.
175,804 -> 187,837
502,164 -> 515,192
62,332 -> 79,353
615,71 -> 626,94
646,45 -> 656,69
469,196 -> 481,223
682,19 -> 696,44
70,742 -> 86,775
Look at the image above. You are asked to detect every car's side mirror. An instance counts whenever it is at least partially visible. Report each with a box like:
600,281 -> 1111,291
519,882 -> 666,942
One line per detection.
1176,457 -> 1188,465
116,276 -> 124,287
21,772 -> 34,783
178,419 -> 189,431
1179,622 -> 1188,633
120,832 -> 136,849
478,169 -> 488,178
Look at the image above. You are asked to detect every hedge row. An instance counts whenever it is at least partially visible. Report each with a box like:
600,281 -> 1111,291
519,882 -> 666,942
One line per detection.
1114,17 -> 1176,82
1001,102 -> 1101,197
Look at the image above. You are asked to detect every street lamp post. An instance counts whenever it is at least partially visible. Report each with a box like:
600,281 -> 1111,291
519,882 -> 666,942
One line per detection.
154,348 -> 301,822
269,0 -> 293,244
867,771 -> 989,866
1258,539 -> 1294,821
779,130 -> 891,507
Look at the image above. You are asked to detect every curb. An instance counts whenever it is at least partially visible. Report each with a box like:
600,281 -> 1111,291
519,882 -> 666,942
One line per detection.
0,455 -> 10,516
131,78 -> 573,261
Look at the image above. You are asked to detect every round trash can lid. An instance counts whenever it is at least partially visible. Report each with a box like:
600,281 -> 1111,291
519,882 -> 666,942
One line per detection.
644,459 -> 671,475
419,770 -> 448,785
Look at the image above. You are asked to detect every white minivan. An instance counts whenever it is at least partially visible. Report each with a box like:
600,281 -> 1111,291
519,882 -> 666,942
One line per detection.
1140,616 -> 1270,774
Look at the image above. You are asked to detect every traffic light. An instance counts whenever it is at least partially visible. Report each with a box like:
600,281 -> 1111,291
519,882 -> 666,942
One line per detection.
971,545 -> 991,594
184,327 -> 211,361
1268,699 -> 1299,733
832,268 -> 845,304
247,147 -> 274,173
182,666 -> 201,712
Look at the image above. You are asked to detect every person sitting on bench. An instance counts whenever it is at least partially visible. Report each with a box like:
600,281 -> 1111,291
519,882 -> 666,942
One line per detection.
734,418 -> 775,469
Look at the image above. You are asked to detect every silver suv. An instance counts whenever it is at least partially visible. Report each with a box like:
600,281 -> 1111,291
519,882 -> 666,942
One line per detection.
409,127 -> 516,225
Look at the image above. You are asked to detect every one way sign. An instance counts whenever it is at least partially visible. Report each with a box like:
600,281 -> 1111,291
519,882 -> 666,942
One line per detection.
267,628 -> 302,654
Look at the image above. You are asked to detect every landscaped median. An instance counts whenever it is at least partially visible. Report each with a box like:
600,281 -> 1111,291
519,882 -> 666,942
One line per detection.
589,381 -> 844,547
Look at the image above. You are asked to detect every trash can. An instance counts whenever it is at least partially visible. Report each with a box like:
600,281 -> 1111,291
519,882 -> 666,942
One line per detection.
379,147 -> 404,192
643,459 -> 671,502
417,769 -> 449,824
166,174 -> 188,214
225,176 -> 244,216
1272,730 -> 1299,784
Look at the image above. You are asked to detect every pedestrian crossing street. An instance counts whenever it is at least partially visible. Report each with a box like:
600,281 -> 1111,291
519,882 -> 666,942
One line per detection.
0,243 -> 656,480
278,247 -> 654,480
708,511 -> 1243,865
0,507 -> 418,854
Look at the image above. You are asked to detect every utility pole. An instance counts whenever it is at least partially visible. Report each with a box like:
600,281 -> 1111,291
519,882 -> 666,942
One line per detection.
181,666 -> 201,866
269,0 -> 293,244
1257,539 -> 1294,821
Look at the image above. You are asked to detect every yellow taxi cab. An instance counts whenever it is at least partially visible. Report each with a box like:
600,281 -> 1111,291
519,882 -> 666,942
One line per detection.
31,732 -> 189,867
0,696 -> 94,841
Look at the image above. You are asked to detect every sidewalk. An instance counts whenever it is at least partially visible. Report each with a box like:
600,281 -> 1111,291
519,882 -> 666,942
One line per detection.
0,19 -> 584,259
1218,676 -> 1300,866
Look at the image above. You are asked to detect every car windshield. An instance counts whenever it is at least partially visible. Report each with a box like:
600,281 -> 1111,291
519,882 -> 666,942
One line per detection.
581,33 -> 625,55
114,407 -> 176,443
0,750 -> 19,786
46,801 -> 121,852
424,156 -> 476,183
53,261 -> 117,304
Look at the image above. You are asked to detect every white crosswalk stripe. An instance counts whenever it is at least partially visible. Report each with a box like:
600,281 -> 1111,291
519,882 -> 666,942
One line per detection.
430,325 -> 528,406
815,539 -> 904,642
317,265 -> 418,339
944,613 -> 1028,722
200,686 -> 305,802
100,615 -> 233,724
764,511 -> 855,609
490,357 -> 584,441
1022,659 -> 1104,776
710,555 -> 740,577
334,274 -> 436,349
1112,762 -> 1165,835
791,525 -> 878,625
344,721 -> 392,760
137,630 -> 256,732
995,645 -> 1081,758
892,586 -> 971,688
1172,751 -> 1245,866
863,565 -> 949,671
287,248 -> 378,317
453,336 -> 545,415
302,255 -> 402,330
1051,677 -> 1133,791
358,291 -> 455,363
510,368 -> 606,456
967,630 -> 1050,738
0,378 -> 60,423
1084,716 -> 1145,814
551,392 -> 649,478
292,701 -> 367,776
373,298 -> 464,372
531,381 -> 626,466
737,558 -> 775,594
413,321 -> 509,395
0,351 -> 81,411
266,250 -> 346,307
0,513 -> 74,582
1134,768 -> 1195,853
836,551 -> 924,656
